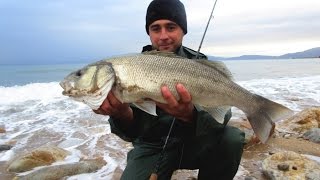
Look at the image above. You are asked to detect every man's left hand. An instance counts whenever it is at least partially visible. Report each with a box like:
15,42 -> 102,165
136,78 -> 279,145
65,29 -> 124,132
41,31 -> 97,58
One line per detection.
156,83 -> 195,123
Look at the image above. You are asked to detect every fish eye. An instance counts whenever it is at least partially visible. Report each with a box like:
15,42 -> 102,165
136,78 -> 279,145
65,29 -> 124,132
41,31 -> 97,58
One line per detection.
75,70 -> 82,76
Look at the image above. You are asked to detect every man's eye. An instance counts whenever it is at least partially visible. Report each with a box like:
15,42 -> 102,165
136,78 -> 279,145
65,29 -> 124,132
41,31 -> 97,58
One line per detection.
150,27 -> 160,32
167,25 -> 176,31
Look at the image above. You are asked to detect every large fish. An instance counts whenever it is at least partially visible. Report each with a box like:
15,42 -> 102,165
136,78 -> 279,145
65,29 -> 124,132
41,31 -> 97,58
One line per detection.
60,51 -> 293,143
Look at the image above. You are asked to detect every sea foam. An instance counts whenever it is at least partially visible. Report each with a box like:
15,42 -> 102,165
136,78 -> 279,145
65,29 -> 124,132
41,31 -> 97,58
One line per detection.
0,65 -> 320,179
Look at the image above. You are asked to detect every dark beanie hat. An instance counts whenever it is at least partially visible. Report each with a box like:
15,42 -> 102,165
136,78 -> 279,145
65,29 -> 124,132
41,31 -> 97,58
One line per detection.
145,0 -> 187,34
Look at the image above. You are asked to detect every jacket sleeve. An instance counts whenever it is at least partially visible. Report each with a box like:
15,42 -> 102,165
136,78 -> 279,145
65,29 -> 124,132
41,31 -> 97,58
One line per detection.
108,104 -> 159,142
108,106 -> 143,142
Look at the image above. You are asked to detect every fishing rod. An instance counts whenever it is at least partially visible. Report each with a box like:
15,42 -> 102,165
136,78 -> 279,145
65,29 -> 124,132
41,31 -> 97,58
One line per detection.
196,0 -> 219,59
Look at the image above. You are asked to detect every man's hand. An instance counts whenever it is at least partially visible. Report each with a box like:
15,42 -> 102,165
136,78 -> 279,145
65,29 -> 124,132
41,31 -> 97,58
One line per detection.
156,83 -> 195,123
93,91 -> 133,125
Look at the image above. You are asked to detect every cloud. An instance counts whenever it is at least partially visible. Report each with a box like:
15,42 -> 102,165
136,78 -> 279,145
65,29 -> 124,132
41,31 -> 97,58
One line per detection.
0,1 -> 151,64
183,0 -> 320,56
0,0 -> 319,64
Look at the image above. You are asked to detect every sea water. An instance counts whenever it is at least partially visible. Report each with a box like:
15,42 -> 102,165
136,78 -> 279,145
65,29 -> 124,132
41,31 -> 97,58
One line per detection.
0,64 -> 85,87
0,58 -> 320,179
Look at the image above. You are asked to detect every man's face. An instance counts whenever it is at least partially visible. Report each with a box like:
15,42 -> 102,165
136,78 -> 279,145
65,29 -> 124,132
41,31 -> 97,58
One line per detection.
148,19 -> 184,52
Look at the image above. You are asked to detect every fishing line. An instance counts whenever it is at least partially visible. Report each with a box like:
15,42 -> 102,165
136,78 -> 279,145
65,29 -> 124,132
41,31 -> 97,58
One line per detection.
149,118 -> 176,180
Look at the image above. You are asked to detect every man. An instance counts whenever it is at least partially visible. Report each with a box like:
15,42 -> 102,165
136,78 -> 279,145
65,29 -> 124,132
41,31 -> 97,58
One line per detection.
96,0 -> 245,179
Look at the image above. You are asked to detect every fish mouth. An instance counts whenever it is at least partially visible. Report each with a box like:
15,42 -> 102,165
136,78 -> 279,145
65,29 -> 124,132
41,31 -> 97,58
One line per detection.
59,80 -> 75,95
59,81 -> 90,97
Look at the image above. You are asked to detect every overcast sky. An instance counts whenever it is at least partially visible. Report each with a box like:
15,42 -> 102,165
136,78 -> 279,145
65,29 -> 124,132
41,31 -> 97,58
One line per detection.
1,0 -> 319,64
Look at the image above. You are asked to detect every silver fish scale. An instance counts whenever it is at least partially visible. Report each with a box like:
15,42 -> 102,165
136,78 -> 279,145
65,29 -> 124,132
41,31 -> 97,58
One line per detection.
110,54 -> 246,108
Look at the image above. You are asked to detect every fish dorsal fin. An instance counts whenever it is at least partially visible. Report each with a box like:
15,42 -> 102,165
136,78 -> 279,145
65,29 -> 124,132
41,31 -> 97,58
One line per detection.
142,50 -> 187,59
195,59 -> 234,80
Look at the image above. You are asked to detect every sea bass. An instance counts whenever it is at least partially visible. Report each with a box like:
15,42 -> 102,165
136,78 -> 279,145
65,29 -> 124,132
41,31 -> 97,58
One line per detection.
60,51 -> 293,143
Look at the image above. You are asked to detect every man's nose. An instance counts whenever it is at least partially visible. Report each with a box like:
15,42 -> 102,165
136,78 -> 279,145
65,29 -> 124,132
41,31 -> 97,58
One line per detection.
159,29 -> 169,40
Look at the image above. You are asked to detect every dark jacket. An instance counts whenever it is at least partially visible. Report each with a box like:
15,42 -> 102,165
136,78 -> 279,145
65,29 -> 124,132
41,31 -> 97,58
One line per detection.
108,45 -> 231,146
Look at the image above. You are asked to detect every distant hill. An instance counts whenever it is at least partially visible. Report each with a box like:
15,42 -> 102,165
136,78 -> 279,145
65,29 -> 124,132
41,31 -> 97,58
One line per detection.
208,47 -> 320,60
279,47 -> 320,59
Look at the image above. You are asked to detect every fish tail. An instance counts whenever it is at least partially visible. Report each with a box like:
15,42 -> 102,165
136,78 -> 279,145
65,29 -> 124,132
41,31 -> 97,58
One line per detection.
246,95 -> 294,143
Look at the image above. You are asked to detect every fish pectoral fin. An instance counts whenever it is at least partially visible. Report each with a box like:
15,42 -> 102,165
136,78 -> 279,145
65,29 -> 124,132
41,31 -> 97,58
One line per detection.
133,101 -> 157,116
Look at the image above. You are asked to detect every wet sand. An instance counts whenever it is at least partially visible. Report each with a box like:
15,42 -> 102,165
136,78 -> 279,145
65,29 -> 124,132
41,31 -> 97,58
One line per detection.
0,162 -> 14,180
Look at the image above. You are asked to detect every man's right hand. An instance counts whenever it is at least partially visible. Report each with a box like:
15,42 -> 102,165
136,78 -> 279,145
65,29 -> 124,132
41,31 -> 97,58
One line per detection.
93,91 -> 134,124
